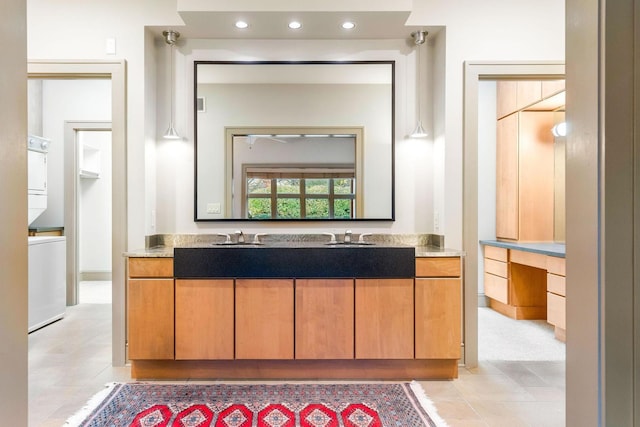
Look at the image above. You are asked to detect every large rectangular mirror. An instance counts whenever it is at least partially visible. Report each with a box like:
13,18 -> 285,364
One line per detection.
194,61 -> 395,221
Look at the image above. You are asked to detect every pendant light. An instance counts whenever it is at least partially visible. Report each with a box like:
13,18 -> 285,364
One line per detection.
410,30 -> 428,138
163,30 -> 181,139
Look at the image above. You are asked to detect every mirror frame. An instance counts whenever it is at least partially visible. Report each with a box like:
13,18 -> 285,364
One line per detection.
193,60 -> 395,222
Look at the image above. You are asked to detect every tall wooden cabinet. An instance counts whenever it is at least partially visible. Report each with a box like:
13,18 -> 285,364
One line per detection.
496,111 -> 555,241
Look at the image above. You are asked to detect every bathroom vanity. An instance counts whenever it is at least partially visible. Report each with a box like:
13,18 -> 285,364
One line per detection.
125,237 -> 463,380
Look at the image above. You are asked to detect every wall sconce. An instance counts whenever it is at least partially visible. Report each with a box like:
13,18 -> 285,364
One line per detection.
162,30 -> 181,139
410,30 -> 428,138
551,122 -> 567,137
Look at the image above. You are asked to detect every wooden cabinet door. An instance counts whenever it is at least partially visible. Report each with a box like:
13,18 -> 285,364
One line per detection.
295,279 -> 354,359
518,112 -> 555,241
175,279 -> 234,360
355,279 -> 413,359
128,279 -> 174,360
496,113 -> 519,240
415,278 -> 461,359
516,81 -> 542,110
235,279 -> 294,359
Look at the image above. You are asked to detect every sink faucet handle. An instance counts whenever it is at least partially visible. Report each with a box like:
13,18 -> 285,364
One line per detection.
358,232 -> 373,244
253,233 -> 267,244
322,232 -> 337,244
235,230 -> 245,243
344,229 -> 353,243
217,233 -> 232,244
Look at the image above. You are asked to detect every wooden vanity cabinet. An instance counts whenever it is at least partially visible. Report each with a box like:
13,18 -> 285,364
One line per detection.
355,278 -> 414,359
127,257 -> 174,360
235,279 -> 294,359
175,279 -> 234,360
415,257 -> 462,359
295,279 -> 354,359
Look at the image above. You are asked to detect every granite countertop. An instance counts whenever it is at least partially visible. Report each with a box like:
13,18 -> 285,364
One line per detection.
124,243 -> 464,258
479,239 -> 565,257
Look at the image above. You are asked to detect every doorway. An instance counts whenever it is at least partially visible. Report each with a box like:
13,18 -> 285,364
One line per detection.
28,60 -> 127,366
65,123 -> 113,305
462,61 -> 565,368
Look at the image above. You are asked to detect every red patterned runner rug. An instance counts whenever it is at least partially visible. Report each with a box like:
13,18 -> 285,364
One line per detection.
64,382 -> 448,427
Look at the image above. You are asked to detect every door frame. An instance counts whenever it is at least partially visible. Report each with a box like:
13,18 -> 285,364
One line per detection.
64,121 -> 112,304
462,61 -> 565,368
28,60 -> 127,366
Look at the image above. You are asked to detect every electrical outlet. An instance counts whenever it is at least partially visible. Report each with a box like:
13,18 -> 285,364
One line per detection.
207,203 -> 221,214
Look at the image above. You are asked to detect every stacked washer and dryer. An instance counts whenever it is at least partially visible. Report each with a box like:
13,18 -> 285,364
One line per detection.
28,135 -> 66,333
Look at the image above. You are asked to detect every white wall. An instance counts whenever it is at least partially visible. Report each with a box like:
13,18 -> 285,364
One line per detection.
477,80 -> 497,296
26,1 -> 565,250
408,0 -> 565,248
156,38 -> 434,235
79,130 -> 112,274
31,79 -> 112,227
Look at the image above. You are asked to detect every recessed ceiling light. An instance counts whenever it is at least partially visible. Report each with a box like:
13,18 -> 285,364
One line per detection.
341,21 -> 356,30
235,21 -> 249,29
288,21 -> 302,30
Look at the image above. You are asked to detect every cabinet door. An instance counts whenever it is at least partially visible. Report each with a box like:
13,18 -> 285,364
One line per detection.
518,112 -> 555,241
235,279 -> 294,359
128,279 -> 174,360
415,278 -> 461,359
295,279 -> 354,359
496,113 -> 519,240
496,80 -> 517,119
516,81 -> 542,110
355,279 -> 413,359
175,279 -> 234,360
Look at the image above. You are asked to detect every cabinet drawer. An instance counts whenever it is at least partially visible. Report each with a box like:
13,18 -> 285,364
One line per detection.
510,250 -> 547,270
547,292 -> 566,329
484,245 -> 508,262
546,256 -> 566,276
128,257 -> 173,278
416,257 -> 461,277
485,258 -> 508,278
484,273 -> 508,304
547,273 -> 566,297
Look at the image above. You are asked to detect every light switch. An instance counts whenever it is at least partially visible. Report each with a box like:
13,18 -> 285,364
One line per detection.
105,38 -> 116,55
207,203 -> 221,214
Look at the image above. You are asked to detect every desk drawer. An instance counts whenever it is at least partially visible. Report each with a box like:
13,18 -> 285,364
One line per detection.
510,250 -> 547,270
485,258 -> 508,278
484,273 -> 508,304
547,292 -> 566,329
547,273 -> 566,297
547,256 -> 566,276
484,246 -> 508,262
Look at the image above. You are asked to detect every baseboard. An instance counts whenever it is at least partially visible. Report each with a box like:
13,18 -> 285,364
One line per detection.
478,294 -> 490,307
79,271 -> 112,281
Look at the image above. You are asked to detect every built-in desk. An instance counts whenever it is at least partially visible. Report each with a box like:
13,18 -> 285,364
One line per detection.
480,240 -> 566,341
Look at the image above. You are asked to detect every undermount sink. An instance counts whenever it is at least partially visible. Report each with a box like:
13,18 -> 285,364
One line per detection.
174,244 -> 414,279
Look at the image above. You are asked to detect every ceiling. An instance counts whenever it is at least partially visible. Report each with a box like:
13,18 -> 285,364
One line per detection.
151,11 -> 432,40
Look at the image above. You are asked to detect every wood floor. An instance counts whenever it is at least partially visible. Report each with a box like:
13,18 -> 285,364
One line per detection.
28,282 -> 565,426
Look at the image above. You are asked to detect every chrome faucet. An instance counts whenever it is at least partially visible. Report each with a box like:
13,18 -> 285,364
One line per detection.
217,233 -> 232,244
322,232 -> 337,244
235,230 -> 245,243
358,232 -> 373,244
252,233 -> 267,244
344,229 -> 353,244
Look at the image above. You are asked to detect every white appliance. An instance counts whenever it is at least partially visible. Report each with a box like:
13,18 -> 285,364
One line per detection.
28,135 -> 50,225
28,236 -> 66,332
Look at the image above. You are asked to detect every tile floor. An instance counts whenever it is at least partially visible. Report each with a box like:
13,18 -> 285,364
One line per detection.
28,282 -> 565,426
